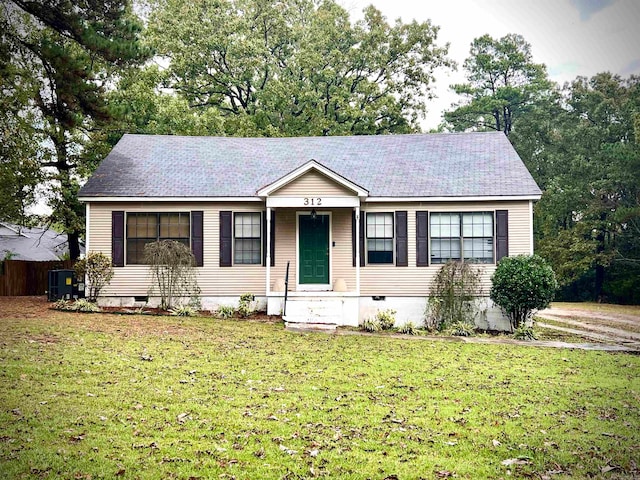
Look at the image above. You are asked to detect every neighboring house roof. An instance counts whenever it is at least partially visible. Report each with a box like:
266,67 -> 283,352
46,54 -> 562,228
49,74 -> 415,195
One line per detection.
0,222 -> 82,261
78,132 -> 541,199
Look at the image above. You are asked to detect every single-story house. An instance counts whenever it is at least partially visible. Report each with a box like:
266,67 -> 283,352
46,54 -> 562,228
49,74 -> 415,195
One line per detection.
78,132 -> 541,330
0,222 -> 83,261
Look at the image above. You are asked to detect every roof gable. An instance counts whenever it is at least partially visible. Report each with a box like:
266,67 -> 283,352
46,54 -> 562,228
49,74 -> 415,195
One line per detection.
257,160 -> 368,197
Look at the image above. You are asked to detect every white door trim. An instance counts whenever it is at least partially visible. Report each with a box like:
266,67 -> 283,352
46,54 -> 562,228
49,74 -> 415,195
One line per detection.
296,211 -> 332,292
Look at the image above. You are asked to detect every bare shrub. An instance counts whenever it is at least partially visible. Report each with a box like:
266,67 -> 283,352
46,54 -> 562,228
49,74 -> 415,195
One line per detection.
144,240 -> 200,310
425,260 -> 482,331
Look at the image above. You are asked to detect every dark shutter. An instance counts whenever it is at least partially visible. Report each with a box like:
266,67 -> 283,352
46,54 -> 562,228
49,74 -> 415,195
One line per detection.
496,209 -> 509,262
262,211 -> 267,267
395,211 -> 408,267
191,211 -> 203,267
416,211 -> 429,267
112,211 -> 124,267
270,210 -> 275,267
220,211 -> 232,267
359,211 -> 365,267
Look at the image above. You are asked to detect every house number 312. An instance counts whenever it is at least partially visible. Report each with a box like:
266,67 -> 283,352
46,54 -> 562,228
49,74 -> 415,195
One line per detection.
303,197 -> 322,206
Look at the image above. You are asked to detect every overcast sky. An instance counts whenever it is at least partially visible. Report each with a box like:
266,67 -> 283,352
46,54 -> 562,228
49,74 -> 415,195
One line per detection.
342,0 -> 640,130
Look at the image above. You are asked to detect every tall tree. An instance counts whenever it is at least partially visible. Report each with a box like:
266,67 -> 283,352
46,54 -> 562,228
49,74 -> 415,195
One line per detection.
536,73 -> 640,301
443,33 -> 550,136
0,1 -> 148,259
144,0 -> 451,136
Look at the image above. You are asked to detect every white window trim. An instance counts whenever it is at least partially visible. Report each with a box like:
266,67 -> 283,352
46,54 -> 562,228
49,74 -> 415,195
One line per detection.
428,211 -> 496,265
232,211 -> 263,266
365,212 -> 395,266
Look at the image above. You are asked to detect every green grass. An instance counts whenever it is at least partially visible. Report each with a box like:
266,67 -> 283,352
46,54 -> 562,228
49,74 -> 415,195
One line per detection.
1,312 -> 639,479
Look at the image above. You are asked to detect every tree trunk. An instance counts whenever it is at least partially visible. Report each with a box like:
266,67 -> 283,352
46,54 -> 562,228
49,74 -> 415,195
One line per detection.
594,221 -> 606,302
68,231 -> 81,261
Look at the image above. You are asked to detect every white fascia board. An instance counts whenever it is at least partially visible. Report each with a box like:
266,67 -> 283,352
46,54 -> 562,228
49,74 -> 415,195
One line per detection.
256,160 -> 369,197
365,195 -> 542,202
78,197 -> 264,203
267,196 -> 360,208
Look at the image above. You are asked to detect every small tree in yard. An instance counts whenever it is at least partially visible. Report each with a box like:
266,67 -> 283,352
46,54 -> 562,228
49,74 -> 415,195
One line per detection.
74,252 -> 114,302
144,240 -> 201,310
490,254 -> 557,331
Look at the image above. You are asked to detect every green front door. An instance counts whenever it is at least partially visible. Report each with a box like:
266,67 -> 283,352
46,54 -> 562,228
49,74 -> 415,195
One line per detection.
299,214 -> 329,284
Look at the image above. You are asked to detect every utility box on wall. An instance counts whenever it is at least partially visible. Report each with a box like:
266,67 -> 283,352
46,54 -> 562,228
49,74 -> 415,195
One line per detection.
47,269 -> 84,301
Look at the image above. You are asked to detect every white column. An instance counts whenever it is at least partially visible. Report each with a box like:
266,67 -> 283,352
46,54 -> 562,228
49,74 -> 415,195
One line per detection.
266,206 -> 272,296
355,205 -> 360,294
529,200 -> 534,254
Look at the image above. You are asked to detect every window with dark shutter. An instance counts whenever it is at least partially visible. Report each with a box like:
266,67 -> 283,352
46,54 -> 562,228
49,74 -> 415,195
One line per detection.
416,211 -> 429,266
395,211 -> 408,267
220,211 -> 232,267
496,210 -> 509,262
191,211 -> 203,267
112,211 -> 124,267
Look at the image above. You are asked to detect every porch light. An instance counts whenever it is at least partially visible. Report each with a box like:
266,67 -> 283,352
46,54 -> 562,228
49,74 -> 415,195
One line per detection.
310,209 -> 317,220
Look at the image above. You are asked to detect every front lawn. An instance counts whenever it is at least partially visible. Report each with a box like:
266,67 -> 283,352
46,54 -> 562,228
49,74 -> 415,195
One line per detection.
1,309 -> 638,479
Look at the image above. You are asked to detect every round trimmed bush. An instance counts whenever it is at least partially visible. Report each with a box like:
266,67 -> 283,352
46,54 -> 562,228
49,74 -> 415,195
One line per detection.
490,254 -> 557,330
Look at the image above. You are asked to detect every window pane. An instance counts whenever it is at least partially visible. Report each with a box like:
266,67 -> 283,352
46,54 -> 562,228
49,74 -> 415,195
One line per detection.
234,237 -> 261,264
464,237 -> 493,263
430,238 -> 461,264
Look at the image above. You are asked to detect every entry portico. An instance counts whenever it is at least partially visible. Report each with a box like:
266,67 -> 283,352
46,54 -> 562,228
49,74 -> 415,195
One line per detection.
257,160 -> 368,325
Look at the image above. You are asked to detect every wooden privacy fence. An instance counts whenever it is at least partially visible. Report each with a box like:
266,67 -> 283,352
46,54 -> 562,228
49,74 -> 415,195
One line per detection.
0,260 -> 75,296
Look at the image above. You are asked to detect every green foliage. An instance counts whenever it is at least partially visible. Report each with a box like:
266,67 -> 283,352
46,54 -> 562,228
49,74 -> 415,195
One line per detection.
169,304 -> 198,317
143,0 -> 451,136
425,260 -> 483,331
447,321 -> 476,337
52,299 -> 72,311
398,321 -> 418,335
74,252 -> 114,302
215,305 -> 236,319
362,317 -> 382,333
513,324 -> 538,341
237,293 -> 256,318
375,309 -> 397,330
144,240 -> 201,310
532,74 -> 640,301
443,33 -> 550,135
0,1 -> 148,258
53,299 -> 101,313
490,255 -> 557,330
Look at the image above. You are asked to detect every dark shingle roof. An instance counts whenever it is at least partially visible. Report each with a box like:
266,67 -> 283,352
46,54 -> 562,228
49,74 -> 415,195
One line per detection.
79,132 -> 541,198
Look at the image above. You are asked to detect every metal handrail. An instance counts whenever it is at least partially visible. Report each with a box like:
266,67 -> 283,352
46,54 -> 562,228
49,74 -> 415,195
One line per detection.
283,261 -> 290,317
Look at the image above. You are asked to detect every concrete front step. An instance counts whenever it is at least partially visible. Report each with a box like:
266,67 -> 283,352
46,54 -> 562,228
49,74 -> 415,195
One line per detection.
282,296 -> 358,326
284,321 -> 337,332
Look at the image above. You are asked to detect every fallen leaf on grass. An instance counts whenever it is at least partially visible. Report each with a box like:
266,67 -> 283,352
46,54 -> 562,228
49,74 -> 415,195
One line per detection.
435,471 -> 454,478
601,465 -> 619,473
176,412 -> 190,424
69,433 -> 86,443
501,457 -> 530,466
279,444 -> 297,455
